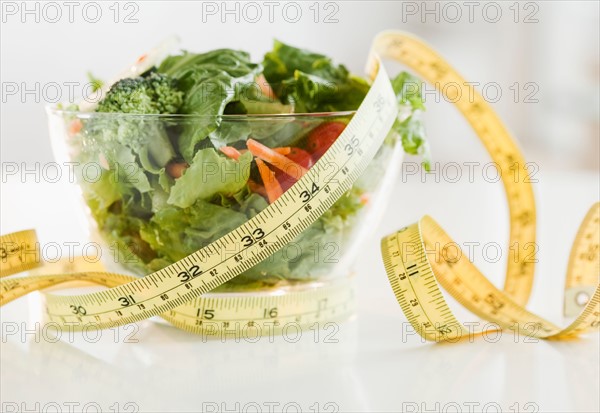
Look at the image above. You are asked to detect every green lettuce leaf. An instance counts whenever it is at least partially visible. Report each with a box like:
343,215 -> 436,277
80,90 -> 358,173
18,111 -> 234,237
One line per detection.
391,71 -> 426,111
140,200 -> 249,263
167,149 -> 252,208
82,116 -> 176,174
390,71 -> 430,170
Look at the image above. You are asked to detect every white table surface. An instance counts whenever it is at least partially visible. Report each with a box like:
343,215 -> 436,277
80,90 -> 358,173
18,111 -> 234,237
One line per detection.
1,169 -> 599,413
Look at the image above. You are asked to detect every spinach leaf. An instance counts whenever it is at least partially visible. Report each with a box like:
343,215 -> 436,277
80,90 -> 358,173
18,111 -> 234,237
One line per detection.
263,40 -> 369,113
158,49 -> 262,161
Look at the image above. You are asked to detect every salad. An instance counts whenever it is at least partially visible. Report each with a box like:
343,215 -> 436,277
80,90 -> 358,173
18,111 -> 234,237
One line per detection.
57,40 -> 429,291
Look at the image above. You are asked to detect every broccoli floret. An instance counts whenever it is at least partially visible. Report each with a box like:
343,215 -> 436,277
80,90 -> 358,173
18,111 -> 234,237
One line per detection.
86,72 -> 181,175
150,74 -> 185,114
97,72 -> 183,114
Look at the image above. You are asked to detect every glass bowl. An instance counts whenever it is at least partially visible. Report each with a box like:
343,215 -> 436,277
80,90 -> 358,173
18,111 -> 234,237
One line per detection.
46,108 -> 402,294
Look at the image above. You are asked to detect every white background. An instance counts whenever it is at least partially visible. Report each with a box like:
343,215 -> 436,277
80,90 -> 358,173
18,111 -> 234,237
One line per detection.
1,1 -> 599,413
1,174 -> 599,413
2,1 -> 599,168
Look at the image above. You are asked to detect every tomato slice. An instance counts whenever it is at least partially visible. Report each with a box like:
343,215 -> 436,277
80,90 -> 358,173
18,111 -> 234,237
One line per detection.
275,171 -> 295,192
285,147 -> 314,169
273,147 -> 314,191
306,121 -> 347,161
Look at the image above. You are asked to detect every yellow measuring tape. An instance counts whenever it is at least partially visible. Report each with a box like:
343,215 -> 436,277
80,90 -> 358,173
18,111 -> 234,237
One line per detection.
1,31 -> 598,342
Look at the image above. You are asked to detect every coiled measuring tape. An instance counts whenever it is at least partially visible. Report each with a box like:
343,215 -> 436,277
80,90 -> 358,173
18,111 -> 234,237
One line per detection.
1,31 -> 598,342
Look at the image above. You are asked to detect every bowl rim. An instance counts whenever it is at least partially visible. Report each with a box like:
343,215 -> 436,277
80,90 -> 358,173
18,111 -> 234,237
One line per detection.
46,105 -> 357,121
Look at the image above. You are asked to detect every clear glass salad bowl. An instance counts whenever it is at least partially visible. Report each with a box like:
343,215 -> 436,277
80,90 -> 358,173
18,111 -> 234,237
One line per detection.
47,108 -> 402,294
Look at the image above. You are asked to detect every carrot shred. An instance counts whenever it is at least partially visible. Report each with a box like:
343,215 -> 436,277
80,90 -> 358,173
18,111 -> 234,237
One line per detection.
273,147 -> 292,155
255,159 -> 283,203
68,119 -> 83,136
219,146 -> 242,161
247,139 -> 307,181
248,179 -> 268,199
